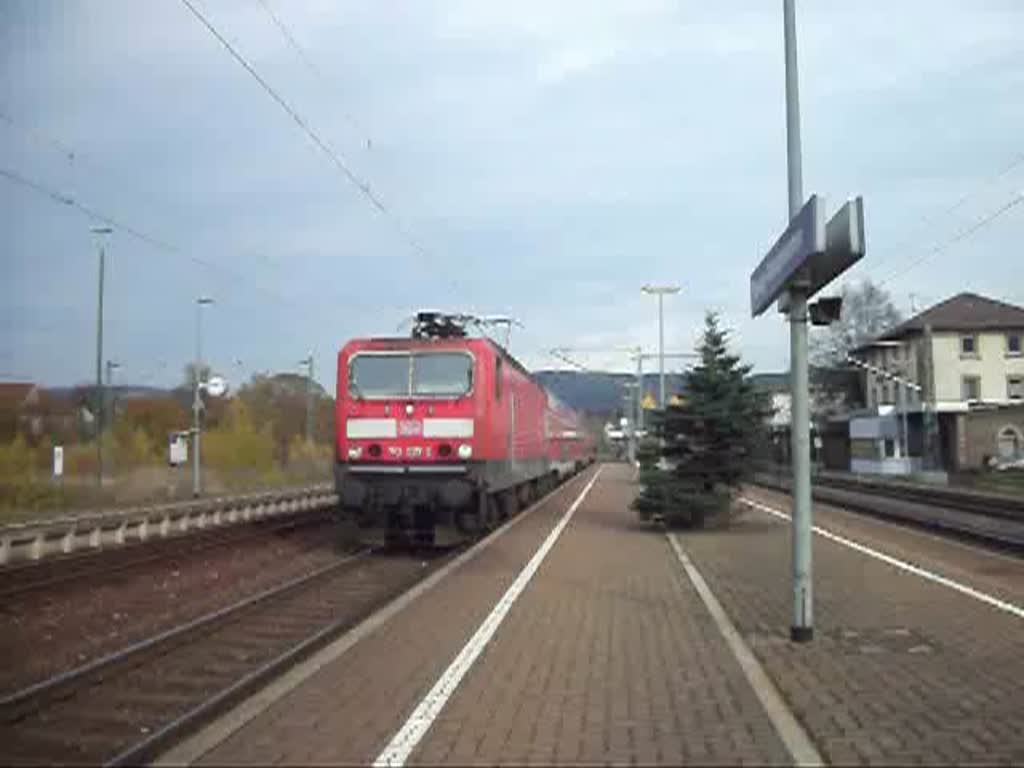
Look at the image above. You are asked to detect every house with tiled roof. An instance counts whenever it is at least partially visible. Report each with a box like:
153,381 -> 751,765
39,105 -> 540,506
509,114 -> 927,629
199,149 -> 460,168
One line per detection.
0,382 -> 43,440
0,382 -> 84,443
847,292 -> 1024,474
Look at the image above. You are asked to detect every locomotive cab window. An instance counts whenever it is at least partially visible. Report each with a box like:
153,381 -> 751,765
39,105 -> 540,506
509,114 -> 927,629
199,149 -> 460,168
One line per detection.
351,352 -> 473,398
349,353 -> 410,398
495,357 -> 503,400
412,353 -> 473,397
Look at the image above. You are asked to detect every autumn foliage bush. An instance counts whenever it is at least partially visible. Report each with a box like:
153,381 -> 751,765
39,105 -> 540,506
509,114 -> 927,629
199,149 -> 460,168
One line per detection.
0,380 -> 336,516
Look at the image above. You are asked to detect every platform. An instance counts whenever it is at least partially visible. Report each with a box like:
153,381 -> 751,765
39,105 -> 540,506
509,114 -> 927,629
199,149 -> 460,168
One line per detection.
158,464 -> 1024,766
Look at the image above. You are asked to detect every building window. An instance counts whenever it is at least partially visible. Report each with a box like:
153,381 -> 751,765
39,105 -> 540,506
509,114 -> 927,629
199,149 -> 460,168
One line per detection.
960,335 -> 978,357
997,426 -> 1022,459
1008,333 -> 1022,357
1009,376 -> 1024,401
884,439 -> 896,458
961,375 -> 981,401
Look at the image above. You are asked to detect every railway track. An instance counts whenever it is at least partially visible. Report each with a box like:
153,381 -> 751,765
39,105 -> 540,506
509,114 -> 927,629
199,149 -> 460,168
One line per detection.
0,545 -> 452,765
750,472 -> 1024,550
0,505 -> 336,600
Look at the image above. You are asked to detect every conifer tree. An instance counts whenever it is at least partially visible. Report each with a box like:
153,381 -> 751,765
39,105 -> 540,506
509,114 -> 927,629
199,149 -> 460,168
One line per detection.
634,312 -> 773,527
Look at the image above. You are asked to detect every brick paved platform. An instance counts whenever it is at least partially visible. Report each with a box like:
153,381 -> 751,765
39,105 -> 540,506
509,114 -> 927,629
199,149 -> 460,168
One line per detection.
160,466 -> 1024,766
163,465 -> 795,765
680,486 -> 1024,765
407,465 -> 791,766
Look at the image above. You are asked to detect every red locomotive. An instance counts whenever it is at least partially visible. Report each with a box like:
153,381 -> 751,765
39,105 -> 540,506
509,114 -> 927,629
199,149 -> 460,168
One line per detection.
334,312 -> 596,546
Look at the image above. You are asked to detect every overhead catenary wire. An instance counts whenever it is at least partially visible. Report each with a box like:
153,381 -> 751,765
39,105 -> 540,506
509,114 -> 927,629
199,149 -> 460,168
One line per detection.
0,109 -> 77,164
868,150 -> 1024,277
548,349 -> 591,372
877,191 -> 1024,288
254,0 -> 373,149
179,0 -> 445,284
1,110 -> 336,280
1,166 -> 302,310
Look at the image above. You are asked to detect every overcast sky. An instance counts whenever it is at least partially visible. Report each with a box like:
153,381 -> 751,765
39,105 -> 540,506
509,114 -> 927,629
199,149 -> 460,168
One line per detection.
3,0 -> 1023,389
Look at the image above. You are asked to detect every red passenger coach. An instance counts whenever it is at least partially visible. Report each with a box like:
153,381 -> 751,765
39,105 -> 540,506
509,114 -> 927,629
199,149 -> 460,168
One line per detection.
334,314 -> 596,546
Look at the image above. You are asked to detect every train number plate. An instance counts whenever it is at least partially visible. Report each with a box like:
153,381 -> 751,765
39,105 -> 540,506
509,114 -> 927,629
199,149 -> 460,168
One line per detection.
398,419 -> 423,437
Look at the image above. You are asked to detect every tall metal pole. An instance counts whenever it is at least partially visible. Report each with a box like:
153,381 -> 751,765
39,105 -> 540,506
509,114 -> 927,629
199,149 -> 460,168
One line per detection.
658,294 -> 666,408
305,353 -> 315,443
922,323 -> 937,470
90,227 -> 112,488
635,350 -> 644,433
95,243 -> 105,489
193,297 -> 213,497
642,285 -> 680,408
106,360 -> 119,482
784,0 -> 813,643
193,303 -> 202,497
900,368 -> 910,461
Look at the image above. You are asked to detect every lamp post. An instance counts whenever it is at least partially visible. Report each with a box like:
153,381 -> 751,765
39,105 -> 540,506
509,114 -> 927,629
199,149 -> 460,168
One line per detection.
106,360 -> 120,480
90,225 -> 113,488
641,285 -> 681,408
634,347 -> 644,433
193,297 -> 214,497
299,353 -> 315,443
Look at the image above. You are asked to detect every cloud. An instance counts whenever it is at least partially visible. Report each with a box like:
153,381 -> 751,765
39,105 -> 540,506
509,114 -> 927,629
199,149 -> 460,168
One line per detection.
2,0 -> 1024,388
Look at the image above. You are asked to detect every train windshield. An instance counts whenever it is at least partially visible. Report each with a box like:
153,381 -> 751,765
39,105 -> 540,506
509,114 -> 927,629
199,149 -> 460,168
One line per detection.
349,354 -> 409,398
349,352 -> 472,398
412,353 -> 473,396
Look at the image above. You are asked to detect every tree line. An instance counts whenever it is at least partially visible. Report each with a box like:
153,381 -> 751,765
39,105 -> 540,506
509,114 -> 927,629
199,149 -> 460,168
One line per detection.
0,370 -> 337,515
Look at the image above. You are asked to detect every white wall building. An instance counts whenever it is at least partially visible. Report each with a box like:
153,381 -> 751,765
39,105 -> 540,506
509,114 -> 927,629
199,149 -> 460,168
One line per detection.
849,292 -> 1024,474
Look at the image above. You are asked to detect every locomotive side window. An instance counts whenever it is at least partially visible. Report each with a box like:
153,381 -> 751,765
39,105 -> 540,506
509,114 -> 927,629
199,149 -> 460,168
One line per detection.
349,353 -> 410,398
412,353 -> 473,397
495,357 -> 503,400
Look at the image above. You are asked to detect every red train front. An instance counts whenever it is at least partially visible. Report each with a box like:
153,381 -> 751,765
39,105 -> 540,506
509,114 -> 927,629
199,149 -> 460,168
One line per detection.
334,314 -> 595,546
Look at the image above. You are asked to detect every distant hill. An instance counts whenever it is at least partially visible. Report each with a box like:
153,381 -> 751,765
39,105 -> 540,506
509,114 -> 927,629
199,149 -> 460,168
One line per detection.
43,372 -> 683,418
534,370 -> 687,415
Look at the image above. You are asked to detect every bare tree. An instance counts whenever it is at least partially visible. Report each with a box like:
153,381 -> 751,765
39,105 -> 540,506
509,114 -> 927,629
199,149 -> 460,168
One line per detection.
809,279 -> 903,419
810,278 -> 903,365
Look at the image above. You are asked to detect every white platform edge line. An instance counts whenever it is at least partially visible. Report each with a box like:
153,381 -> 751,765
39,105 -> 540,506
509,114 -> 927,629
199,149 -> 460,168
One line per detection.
373,466 -> 604,768
739,497 -> 1024,621
667,533 -> 824,767
748,484 -> 1024,565
152,467 -> 600,767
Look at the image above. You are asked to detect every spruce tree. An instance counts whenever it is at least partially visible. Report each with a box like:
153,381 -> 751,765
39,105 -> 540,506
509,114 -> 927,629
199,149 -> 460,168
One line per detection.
634,312 -> 773,527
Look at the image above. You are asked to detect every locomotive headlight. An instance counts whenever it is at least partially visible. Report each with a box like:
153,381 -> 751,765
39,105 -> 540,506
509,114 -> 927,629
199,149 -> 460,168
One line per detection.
457,444 -> 472,460
347,446 -> 363,460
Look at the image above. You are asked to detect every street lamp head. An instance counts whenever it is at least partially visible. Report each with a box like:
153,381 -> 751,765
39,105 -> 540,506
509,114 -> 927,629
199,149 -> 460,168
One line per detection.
196,296 -> 215,306
641,285 -> 681,295
90,225 -> 113,235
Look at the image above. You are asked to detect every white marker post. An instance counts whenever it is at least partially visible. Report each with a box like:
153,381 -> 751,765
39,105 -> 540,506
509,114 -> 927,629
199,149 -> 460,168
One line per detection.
53,445 -> 65,509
